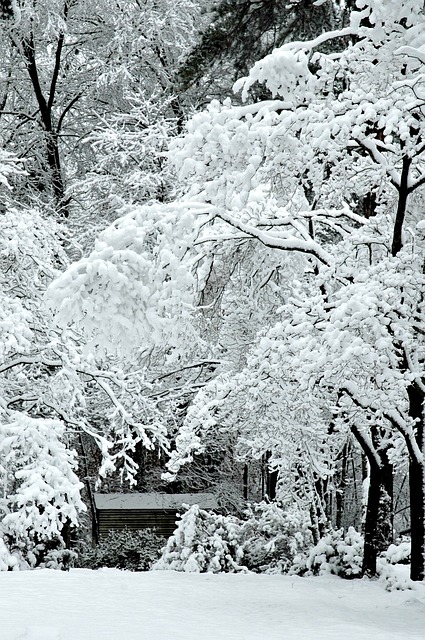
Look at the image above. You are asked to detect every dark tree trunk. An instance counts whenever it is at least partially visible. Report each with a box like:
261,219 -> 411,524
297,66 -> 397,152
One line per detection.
45,130 -> 67,214
335,441 -> 350,530
391,155 -> 411,256
362,462 -> 381,576
262,451 -> 278,500
409,457 -> 425,581
379,450 -> 394,550
362,457 -> 393,577
314,477 -> 328,538
407,383 -> 425,581
18,23 -> 69,217
351,424 -> 394,577
389,155 -> 425,579
243,464 -> 249,500
133,439 -> 147,490
78,434 -> 98,545
266,467 -> 278,500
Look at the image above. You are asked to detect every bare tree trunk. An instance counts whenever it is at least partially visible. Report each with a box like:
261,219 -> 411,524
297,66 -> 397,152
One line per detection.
407,383 -> 425,581
391,156 -> 412,256
16,7 -> 70,216
351,425 -> 393,576
361,458 -> 393,576
335,441 -> 350,529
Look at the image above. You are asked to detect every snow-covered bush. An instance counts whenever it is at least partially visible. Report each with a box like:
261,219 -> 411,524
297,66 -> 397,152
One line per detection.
378,564 -> 415,592
154,502 -> 311,574
78,528 -> 166,571
382,539 -> 411,565
0,536 -> 26,571
0,413 -> 85,568
293,528 -> 364,579
377,538 -> 413,591
241,502 -> 312,573
41,547 -> 78,571
153,505 -> 246,573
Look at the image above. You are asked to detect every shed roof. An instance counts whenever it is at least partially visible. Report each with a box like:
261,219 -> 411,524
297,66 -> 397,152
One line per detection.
94,492 -> 218,511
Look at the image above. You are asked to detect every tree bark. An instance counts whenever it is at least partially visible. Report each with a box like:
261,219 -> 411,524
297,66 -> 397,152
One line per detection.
407,383 -> 425,581
18,21 -> 69,216
335,441 -> 350,530
351,424 -> 393,576
362,457 -> 393,577
409,456 -> 425,581
391,155 -> 411,256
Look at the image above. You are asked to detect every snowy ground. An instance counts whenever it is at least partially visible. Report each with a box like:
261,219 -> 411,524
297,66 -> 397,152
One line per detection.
1,568 -> 425,640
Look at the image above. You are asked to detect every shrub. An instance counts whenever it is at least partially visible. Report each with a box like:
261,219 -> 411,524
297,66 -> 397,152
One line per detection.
378,538 -> 413,591
292,527 -> 364,578
382,538 -> 411,565
0,536 -> 25,571
241,502 -> 312,573
0,527 -> 73,570
78,528 -> 166,571
153,502 -> 312,574
153,505 -> 245,573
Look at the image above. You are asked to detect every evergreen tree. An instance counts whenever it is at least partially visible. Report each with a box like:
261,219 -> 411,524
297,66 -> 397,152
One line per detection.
179,0 -> 343,103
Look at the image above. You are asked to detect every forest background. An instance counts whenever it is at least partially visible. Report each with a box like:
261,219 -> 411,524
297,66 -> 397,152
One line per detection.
0,0 -> 424,582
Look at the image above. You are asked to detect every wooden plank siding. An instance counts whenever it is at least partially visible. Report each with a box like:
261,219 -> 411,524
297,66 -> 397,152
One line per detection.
98,509 -> 180,539
94,493 -> 219,541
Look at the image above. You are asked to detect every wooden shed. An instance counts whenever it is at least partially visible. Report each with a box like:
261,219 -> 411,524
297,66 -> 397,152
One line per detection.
94,492 -> 218,540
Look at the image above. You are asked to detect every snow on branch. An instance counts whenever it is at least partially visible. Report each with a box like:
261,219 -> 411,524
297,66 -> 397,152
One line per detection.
354,138 -> 401,188
47,202 -> 200,358
234,26 -> 354,102
212,209 -> 334,266
395,46 -> 425,65
341,381 -> 423,465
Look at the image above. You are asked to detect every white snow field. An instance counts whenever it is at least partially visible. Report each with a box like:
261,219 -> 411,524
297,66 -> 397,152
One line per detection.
1,569 -> 425,640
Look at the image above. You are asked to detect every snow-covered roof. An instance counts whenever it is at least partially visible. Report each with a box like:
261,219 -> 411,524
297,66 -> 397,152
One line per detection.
94,492 -> 218,511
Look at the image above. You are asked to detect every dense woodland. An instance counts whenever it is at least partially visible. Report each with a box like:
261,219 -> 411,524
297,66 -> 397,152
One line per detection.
0,0 -> 424,581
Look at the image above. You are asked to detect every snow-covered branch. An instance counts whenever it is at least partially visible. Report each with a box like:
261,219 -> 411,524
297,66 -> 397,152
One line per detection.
213,210 -> 334,266
341,382 -> 423,465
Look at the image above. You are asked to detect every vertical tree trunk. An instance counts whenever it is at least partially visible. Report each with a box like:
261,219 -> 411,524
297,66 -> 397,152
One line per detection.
45,130 -> 67,214
314,477 -> 328,538
18,25 -> 69,216
407,383 -> 425,581
243,464 -> 249,500
409,456 -> 425,581
335,441 -> 350,530
362,461 -> 381,576
362,457 -> 393,577
391,154 -> 411,257
266,466 -> 278,500
351,424 -> 394,576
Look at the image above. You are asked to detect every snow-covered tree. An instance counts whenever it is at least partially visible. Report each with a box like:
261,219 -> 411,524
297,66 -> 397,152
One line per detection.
42,0 -> 425,581
0,0 -> 202,219
0,413 -> 85,567
159,0 -> 425,579
0,155 -> 85,564
0,159 -> 183,563
178,0 -> 343,104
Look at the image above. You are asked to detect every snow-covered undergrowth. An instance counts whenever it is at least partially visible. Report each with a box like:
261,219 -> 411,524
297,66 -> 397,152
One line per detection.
77,527 -> 165,571
153,502 -> 312,573
154,503 -> 364,578
0,568 -> 424,640
293,527 -> 364,578
154,504 -> 416,590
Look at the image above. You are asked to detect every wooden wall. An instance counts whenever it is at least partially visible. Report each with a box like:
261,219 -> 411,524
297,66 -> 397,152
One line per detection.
97,508 -> 180,539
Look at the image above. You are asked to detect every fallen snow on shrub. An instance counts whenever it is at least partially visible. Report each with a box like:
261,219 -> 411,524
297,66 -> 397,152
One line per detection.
294,527 -> 364,579
154,502 -> 312,574
383,539 -> 411,565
